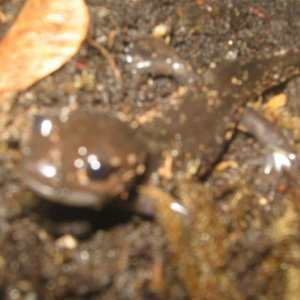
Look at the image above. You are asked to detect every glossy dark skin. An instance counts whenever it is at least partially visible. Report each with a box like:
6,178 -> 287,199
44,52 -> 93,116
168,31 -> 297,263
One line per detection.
126,40 -> 300,175
22,38 -> 300,207
22,111 -> 146,207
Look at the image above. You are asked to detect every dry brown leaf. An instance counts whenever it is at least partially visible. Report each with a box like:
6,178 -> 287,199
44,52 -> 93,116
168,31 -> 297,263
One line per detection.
266,92 -> 287,109
0,0 -> 90,94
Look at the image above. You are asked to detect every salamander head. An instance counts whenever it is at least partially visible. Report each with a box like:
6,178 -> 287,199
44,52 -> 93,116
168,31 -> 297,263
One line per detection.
21,110 -> 146,208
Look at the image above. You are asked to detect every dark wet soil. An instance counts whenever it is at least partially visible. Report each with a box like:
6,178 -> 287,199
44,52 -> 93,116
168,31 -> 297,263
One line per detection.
1,0 -> 300,299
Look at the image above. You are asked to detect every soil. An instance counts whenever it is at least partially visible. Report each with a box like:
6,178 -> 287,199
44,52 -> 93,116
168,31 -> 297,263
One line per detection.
1,0 -> 300,299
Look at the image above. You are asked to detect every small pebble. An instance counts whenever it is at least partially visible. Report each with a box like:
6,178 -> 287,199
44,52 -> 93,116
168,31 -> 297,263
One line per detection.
55,234 -> 78,250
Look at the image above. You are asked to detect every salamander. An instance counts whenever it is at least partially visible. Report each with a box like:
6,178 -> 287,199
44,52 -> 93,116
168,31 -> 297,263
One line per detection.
21,38 -> 300,208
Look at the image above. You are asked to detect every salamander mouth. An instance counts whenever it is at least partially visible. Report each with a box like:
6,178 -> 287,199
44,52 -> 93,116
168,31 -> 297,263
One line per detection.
23,176 -> 101,208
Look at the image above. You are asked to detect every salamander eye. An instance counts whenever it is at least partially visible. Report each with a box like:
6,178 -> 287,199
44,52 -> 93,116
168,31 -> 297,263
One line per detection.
85,155 -> 112,181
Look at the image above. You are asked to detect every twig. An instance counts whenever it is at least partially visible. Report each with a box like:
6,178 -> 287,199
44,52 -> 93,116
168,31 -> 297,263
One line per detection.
87,37 -> 121,81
